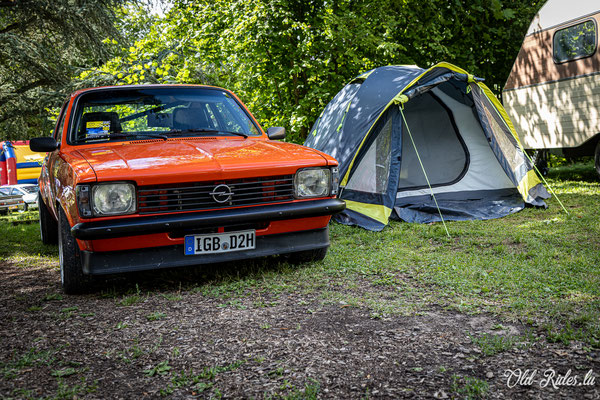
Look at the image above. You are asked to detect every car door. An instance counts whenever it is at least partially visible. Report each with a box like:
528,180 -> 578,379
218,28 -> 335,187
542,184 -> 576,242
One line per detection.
44,101 -> 68,217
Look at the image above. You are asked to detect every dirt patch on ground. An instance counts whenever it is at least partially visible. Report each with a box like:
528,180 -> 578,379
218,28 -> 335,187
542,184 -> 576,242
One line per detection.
1,261 -> 598,399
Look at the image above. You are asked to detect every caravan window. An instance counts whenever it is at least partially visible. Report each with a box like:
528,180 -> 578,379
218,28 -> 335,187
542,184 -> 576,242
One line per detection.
553,20 -> 597,63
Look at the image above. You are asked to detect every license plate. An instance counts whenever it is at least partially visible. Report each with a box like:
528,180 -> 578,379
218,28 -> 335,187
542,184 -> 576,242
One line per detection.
184,230 -> 256,255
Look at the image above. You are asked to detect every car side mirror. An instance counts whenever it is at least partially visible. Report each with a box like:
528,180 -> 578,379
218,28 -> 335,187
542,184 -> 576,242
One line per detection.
266,127 -> 286,140
30,137 -> 59,152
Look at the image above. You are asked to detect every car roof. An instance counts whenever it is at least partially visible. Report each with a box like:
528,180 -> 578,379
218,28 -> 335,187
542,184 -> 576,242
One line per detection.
70,84 -> 228,98
3,184 -> 37,188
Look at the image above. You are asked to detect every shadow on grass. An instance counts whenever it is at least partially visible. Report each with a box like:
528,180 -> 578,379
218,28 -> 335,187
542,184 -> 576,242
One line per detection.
547,160 -> 598,183
1,249 -> 301,300
0,214 -> 309,298
97,255 -> 298,297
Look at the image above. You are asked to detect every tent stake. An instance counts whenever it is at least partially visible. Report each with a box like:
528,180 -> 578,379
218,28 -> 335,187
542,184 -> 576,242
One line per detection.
398,105 -> 451,238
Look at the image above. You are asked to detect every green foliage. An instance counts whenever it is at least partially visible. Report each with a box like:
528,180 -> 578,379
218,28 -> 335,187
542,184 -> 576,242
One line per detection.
0,0 -> 133,140
51,367 -> 77,377
470,332 -> 536,356
85,0 -> 543,143
146,311 -> 167,321
144,360 -> 172,377
2,347 -> 58,380
450,375 -> 489,400
54,377 -> 98,399
1,1 -> 543,142
119,283 -> 144,306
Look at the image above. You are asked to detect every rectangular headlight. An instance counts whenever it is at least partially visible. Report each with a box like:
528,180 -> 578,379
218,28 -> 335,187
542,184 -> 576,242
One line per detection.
90,183 -> 136,216
294,168 -> 331,198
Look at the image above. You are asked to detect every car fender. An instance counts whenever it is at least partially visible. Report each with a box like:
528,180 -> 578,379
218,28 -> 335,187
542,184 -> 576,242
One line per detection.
53,151 -> 97,227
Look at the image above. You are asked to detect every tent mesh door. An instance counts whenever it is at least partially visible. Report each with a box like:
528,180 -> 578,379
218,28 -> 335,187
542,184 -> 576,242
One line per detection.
346,117 -> 393,194
398,92 -> 468,190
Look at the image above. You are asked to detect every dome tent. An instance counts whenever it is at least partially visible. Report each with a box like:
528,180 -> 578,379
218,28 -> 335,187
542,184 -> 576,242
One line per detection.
304,63 -> 550,231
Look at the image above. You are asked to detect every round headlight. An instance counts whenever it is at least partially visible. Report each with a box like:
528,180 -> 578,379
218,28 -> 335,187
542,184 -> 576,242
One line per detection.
294,168 -> 331,198
92,183 -> 136,216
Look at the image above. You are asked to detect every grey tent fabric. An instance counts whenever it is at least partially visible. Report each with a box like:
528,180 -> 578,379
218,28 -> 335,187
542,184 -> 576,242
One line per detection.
305,63 -> 550,230
393,189 -> 524,224
306,66 -> 423,180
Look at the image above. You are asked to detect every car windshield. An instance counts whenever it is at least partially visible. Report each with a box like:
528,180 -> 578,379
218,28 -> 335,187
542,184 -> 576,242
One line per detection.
70,87 -> 261,144
21,186 -> 38,193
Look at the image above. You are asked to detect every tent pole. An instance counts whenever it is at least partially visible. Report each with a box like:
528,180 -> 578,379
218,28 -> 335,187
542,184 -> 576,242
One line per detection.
398,105 -> 451,238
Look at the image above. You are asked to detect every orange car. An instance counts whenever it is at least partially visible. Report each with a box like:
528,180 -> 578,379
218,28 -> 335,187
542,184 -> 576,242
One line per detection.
31,85 -> 344,294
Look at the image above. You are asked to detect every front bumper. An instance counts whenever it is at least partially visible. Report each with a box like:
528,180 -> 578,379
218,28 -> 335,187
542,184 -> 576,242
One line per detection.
81,227 -> 329,275
72,198 -> 345,240
0,203 -> 25,212
25,200 -> 38,208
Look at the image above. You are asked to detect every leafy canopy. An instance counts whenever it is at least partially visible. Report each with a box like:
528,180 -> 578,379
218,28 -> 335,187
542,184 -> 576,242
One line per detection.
1,0 -> 544,143
0,0 -> 132,140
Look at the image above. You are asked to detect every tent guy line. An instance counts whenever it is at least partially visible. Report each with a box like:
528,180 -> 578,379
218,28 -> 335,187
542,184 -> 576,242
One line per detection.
397,100 -> 451,237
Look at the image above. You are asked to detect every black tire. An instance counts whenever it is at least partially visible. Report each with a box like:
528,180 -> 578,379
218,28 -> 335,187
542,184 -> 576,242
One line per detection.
595,141 -> 600,179
532,150 -> 549,177
38,197 -> 58,245
287,247 -> 328,265
58,208 -> 92,294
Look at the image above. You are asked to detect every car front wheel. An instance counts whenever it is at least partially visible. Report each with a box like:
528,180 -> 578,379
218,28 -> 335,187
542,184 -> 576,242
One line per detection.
287,247 -> 328,264
58,209 -> 92,294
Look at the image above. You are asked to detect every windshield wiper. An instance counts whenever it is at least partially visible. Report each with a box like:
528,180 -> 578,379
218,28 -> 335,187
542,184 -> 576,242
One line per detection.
166,128 -> 248,139
77,132 -> 168,143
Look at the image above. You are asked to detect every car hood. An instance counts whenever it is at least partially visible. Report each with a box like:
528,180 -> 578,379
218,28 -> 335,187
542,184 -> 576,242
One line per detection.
75,138 -> 330,186
23,193 -> 38,201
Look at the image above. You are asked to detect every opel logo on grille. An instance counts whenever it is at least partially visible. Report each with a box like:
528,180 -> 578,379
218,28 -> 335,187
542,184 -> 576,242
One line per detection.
210,184 -> 234,203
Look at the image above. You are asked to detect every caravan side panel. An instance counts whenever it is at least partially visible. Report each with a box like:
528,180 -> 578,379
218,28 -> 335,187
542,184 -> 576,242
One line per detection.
503,11 -> 600,149
504,73 -> 600,148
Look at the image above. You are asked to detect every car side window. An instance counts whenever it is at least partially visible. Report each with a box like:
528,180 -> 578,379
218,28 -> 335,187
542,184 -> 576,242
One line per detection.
54,102 -> 68,141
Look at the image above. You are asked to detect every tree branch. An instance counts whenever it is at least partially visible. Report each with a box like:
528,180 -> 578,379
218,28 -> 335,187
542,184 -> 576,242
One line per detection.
14,78 -> 51,94
0,17 -> 36,34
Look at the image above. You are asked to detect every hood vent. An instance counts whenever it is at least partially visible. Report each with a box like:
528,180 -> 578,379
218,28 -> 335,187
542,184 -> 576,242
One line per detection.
129,137 -> 219,145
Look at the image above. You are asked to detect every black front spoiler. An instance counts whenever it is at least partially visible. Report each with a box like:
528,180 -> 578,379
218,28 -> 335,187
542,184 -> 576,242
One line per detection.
81,228 -> 329,275
71,198 -> 345,240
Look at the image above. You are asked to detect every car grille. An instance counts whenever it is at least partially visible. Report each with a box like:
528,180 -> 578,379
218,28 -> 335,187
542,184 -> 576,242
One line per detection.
137,175 -> 295,214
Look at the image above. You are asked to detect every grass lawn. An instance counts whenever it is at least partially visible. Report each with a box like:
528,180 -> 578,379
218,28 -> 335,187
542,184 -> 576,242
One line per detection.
1,161 -> 598,348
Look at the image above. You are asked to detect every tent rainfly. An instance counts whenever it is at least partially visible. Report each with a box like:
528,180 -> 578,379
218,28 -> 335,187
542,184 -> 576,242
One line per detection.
304,63 -> 550,231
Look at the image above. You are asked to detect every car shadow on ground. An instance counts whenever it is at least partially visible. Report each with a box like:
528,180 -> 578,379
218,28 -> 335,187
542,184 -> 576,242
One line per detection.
96,255 -> 297,296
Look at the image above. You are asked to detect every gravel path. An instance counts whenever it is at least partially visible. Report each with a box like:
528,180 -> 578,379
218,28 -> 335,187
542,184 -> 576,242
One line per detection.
1,261 -> 598,399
